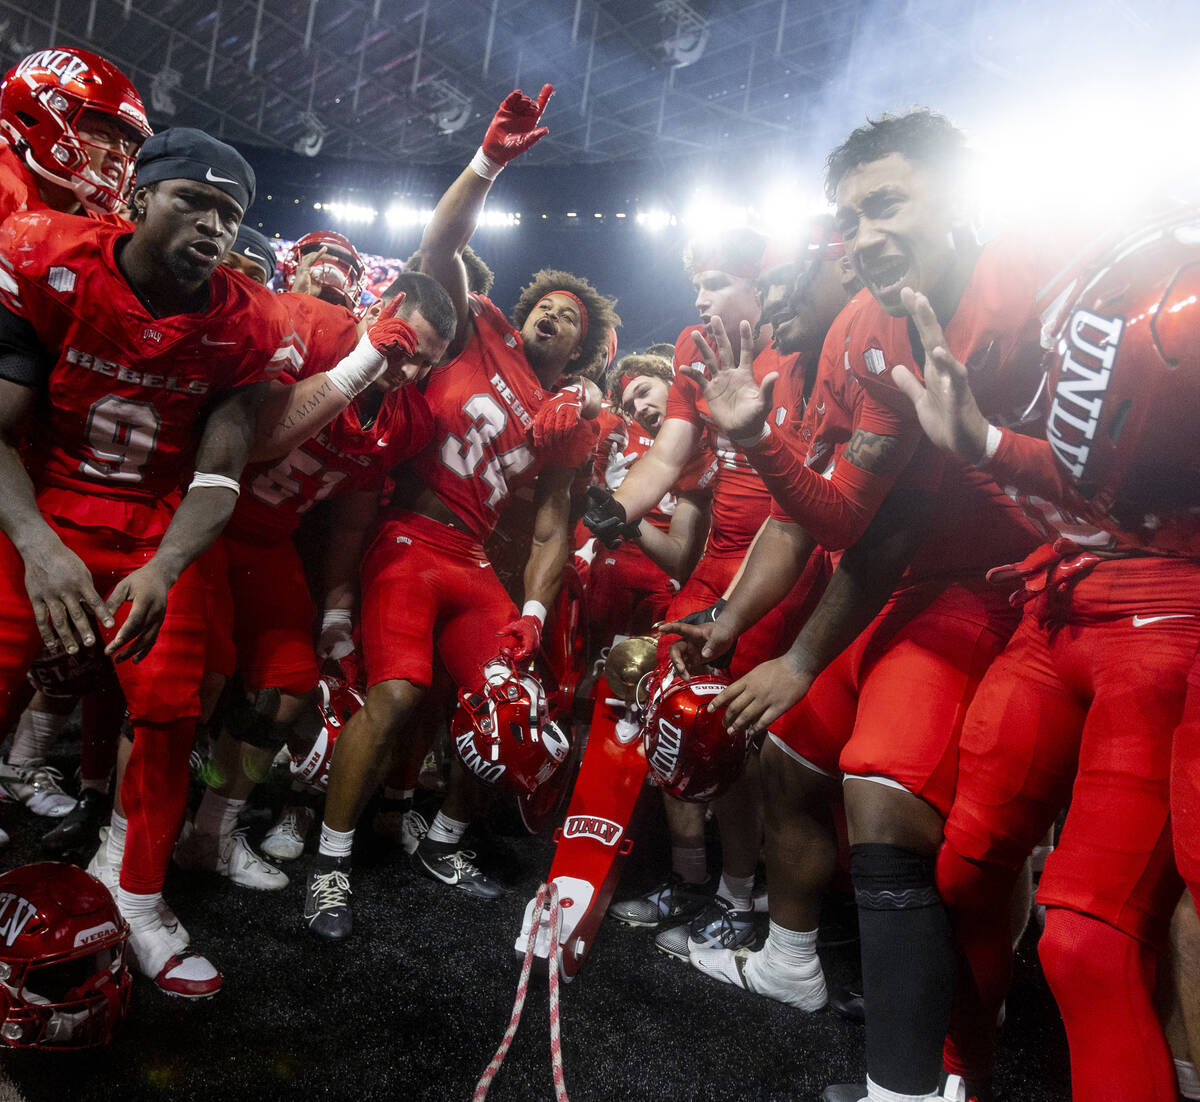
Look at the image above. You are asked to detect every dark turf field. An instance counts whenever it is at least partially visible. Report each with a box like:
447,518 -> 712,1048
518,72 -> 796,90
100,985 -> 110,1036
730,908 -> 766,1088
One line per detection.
0,731 -> 1070,1102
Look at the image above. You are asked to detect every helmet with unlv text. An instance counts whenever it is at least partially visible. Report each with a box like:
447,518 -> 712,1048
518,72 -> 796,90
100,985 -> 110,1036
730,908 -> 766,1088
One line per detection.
280,230 -> 367,313
451,659 -> 571,796
290,675 -> 364,793
641,661 -> 748,802
1042,211 -> 1200,551
0,862 -> 130,1050
0,48 -> 151,214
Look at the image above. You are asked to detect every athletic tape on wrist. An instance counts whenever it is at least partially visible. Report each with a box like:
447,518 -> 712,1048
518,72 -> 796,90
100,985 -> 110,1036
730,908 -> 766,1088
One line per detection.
978,423 -> 1003,466
469,147 -> 504,181
522,600 -> 547,625
188,472 -> 241,496
322,608 -> 353,630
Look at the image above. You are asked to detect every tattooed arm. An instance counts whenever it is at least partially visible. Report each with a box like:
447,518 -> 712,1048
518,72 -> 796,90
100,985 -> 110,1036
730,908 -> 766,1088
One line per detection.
248,374 -> 351,462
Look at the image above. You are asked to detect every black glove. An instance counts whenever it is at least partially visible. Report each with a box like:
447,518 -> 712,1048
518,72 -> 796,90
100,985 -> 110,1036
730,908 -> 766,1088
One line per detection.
666,599 -> 736,670
582,485 -> 640,549
674,598 -> 726,627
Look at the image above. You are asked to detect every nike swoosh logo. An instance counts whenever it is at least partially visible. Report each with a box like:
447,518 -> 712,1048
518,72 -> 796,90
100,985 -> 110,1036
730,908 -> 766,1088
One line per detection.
1131,613 -> 1197,627
206,168 -> 239,185
200,334 -> 237,346
245,248 -> 272,265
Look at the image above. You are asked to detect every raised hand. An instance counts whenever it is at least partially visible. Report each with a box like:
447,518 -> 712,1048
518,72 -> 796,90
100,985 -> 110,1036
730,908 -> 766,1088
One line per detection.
480,85 -> 554,168
23,540 -> 113,655
290,246 -> 328,296
680,317 -> 778,441
891,287 -> 991,462
528,383 -> 584,449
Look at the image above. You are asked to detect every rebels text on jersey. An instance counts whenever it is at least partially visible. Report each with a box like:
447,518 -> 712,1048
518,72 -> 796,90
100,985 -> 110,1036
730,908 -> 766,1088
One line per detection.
404,293 -> 565,542
229,295 -> 434,543
669,325 -> 789,554
0,212 -> 295,511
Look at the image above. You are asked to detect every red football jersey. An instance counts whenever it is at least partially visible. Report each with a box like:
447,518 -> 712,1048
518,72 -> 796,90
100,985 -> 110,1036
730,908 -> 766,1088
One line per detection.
227,295 -> 434,543
0,212 -> 294,532
668,326 -> 789,555
404,293 -> 559,542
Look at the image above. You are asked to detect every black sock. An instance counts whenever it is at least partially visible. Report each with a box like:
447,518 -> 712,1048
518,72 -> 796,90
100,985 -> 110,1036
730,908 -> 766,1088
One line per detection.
851,842 -> 956,1096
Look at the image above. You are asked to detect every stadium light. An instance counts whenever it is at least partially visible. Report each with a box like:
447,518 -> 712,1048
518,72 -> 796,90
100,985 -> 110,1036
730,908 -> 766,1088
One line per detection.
323,201 -> 378,224
635,208 -> 674,231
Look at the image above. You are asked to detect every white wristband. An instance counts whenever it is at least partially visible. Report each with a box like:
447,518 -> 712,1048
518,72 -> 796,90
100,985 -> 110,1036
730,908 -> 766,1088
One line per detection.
731,422 -> 770,449
188,472 -> 241,496
321,608 -> 353,631
521,600 -> 547,625
326,330 -> 387,399
978,424 -> 1003,465
469,147 -> 504,181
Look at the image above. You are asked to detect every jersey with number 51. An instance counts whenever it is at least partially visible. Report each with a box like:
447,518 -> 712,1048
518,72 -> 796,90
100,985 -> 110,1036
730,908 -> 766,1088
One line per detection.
404,292 -> 566,543
0,211 -> 293,519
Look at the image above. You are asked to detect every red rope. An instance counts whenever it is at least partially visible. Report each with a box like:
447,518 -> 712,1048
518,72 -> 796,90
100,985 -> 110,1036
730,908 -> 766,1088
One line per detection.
473,881 -> 569,1102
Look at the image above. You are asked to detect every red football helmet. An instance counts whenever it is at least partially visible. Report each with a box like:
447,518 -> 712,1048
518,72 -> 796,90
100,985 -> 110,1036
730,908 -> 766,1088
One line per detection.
26,640 -> 113,699
0,48 -> 151,215
0,862 -> 130,1049
290,675 -> 364,793
641,662 -> 748,802
281,230 -> 367,313
452,659 -> 571,796
1042,212 -> 1200,550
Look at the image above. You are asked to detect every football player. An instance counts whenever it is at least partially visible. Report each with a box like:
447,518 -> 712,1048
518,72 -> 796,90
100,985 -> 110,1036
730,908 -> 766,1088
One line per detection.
173,271 -> 454,888
302,85 -> 618,940
675,111 -> 1076,1102
592,225 -> 838,963
887,211 -> 1200,1102
0,47 -> 151,222
0,127 -> 296,999
224,223 -> 277,285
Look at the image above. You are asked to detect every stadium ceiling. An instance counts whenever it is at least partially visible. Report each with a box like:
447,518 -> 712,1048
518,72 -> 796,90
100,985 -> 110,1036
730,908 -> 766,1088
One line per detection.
0,0 -> 1019,165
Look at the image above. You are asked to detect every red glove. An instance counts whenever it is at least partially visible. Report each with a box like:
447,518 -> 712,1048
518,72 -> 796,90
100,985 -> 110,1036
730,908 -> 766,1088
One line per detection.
528,383 -> 584,449
368,293 -> 418,361
478,85 -> 553,170
496,615 -> 543,662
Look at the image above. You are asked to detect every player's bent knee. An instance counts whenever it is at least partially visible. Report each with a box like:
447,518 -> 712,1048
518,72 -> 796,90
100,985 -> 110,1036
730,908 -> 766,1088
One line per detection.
363,678 -> 425,740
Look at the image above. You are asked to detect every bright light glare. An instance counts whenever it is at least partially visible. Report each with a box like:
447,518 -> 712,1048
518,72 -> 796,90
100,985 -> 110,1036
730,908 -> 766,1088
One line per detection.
971,77 -> 1200,230
635,208 -> 674,231
385,205 -> 435,228
683,191 -> 749,234
323,201 -> 377,224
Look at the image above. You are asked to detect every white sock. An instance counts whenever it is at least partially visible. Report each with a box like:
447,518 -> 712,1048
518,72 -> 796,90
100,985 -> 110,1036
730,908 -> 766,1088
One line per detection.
717,871 -> 755,912
426,811 -> 469,846
194,791 -> 245,839
107,811 -> 128,867
318,822 -> 354,859
1177,1058 -> 1200,1101
9,709 -> 68,766
759,920 -> 819,971
865,1075 -> 936,1101
116,887 -> 162,929
671,844 -> 708,885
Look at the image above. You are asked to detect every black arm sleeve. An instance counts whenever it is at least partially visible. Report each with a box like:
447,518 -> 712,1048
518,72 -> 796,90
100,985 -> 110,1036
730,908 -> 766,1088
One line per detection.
0,303 -> 49,388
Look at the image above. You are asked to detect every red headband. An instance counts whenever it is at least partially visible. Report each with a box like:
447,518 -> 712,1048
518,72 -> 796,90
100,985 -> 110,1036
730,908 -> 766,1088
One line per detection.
537,291 -> 588,342
619,373 -> 639,398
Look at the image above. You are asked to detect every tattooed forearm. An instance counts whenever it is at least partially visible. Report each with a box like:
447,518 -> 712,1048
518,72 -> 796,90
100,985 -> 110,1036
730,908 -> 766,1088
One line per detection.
842,429 -> 905,475
275,378 -> 334,433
